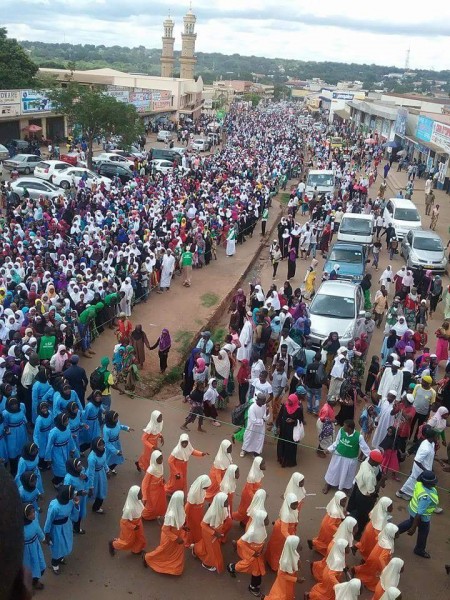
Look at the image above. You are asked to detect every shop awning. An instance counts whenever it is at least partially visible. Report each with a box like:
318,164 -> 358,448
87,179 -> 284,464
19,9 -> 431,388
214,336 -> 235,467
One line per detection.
404,135 -> 447,154
333,109 -> 351,120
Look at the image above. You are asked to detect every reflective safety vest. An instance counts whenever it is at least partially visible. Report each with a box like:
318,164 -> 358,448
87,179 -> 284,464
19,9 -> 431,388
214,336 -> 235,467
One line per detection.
410,482 -> 439,516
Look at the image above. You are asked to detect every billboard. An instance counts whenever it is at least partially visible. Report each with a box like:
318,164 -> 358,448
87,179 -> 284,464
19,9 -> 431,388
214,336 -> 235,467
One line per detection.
0,90 -> 20,118
332,92 -> 354,100
431,121 -> 450,154
394,107 -> 408,136
21,90 -> 53,113
129,91 -> 151,113
416,115 -> 434,142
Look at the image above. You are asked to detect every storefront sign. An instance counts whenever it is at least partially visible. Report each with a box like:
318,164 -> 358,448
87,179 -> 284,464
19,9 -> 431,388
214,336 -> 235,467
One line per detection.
0,90 -> 20,104
394,107 -> 408,136
21,90 -> 53,113
0,103 -> 20,117
416,115 -> 434,142
431,121 -> 450,154
332,92 -> 354,100
129,91 -> 151,113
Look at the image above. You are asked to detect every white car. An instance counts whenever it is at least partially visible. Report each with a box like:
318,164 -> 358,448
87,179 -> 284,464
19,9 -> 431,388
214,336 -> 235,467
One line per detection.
156,130 -> 173,143
10,177 -> 63,201
92,153 -> 133,167
150,159 -> 174,175
34,160 -> 71,181
192,138 -> 210,152
53,167 -> 111,190
171,146 -> 187,156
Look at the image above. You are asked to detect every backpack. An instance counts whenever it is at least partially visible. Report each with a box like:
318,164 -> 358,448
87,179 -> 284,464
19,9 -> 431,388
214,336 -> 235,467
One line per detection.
296,348 -> 307,369
90,367 -> 107,392
231,401 -> 251,427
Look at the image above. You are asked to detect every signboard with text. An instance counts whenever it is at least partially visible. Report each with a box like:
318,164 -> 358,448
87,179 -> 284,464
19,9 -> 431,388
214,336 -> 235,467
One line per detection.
431,121 -> 450,154
21,90 -> 53,113
394,107 -> 408,136
0,90 -> 21,118
416,115 -> 434,142
332,92 -> 354,100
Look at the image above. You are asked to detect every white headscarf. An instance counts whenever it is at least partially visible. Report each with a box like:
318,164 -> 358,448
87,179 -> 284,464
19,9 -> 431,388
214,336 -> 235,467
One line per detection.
377,523 -> 398,551
326,538 -> 348,571
380,557 -> 404,592
334,578 -> 361,600
326,491 -> 347,519
220,464 -> 238,494
428,406 -> 449,432
283,472 -> 306,503
279,535 -> 300,574
380,588 -> 401,600
147,450 -> 164,478
213,439 -> 233,470
246,456 -> 264,484
211,349 -> 231,380
241,509 -> 267,544
121,485 -> 144,520
171,433 -> 194,462
279,492 -> 299,524
333,516 -> 357,546
402,359 -> 414,374
163,490 -> 186,529
143,410 -> 163,434
369,497 -> 392,531
187,474 -> 212,505
203,492 -> 228,528
247,489 -> 267,519
254,285 -> 265,302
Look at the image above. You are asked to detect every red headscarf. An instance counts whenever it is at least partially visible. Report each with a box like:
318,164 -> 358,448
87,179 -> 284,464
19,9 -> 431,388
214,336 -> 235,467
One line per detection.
286,393 -> 300,415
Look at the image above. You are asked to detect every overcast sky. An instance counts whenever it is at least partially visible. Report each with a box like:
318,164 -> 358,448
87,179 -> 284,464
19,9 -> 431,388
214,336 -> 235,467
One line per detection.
5,0 -> 450,71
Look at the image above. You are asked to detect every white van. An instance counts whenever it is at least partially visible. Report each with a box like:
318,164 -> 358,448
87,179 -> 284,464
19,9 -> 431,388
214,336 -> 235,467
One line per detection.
305,169 -> 335,200
337,213 -> 375,246
383,198 -> 422,240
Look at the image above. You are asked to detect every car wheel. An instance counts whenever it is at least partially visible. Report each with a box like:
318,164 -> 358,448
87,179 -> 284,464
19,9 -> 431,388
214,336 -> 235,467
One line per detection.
60,180 -> 70,189
24,167 -> 31,174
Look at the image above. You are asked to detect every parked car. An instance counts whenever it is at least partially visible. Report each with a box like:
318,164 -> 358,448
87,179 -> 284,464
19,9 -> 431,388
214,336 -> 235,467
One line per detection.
156,130 -> 173,143
53,167 -> 111,191
8,139 -> 30,153
96,162 -> 135,184
150,159 -> 175,175
207,132 -> 220,145
0,144 -> 9,161
383,198 -> 422,240
3,154 -> 42,174
10,177 -> 62,201
308,280 -> 365,348
92,153 -> 133,167
323,243 -> 369,282
113,147 -> 145,160
149,148 -> 182,164
401,229 -> 447,273
192,138 -> 211,152
34,160 -> 71,182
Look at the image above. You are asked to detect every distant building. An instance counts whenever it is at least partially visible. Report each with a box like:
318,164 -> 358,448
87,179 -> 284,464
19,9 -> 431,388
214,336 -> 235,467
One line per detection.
160,16 -> 175,78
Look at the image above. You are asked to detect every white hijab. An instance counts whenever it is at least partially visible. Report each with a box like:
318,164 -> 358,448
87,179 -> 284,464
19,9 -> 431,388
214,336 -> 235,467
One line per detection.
279,492 -> 299,524
163,490 -> 186,529
380,557 -> 404,591
326,491 -> 347,519
377,523 -> 398,551
143,410 -> 163,434
171,433 -> 194,462
380,588 -> 401,600
333,516 -> 357,546
220,464 -> 238,494
326,538 -> 348,571
121,485 -> 144,520
241,509 -> 267,544
212,349 -> 231,380
279,535 -> 300,574
213,439 -> 233,470
428,406 -> 449,432
247,489 -> 267,519
147,450 -> 164,478
370,497 -> 392,531
247,456 -> 264,484
283,472 -> 306,503
334,578 -> 361,600
203,492 -> 228,528
187,474 -> 212,505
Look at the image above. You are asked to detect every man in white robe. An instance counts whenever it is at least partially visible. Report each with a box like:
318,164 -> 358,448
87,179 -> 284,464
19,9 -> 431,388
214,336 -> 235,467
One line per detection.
371,390 -> 397,448
159,249 -> 175,291
377,360 -> 403,401
236,312 -> 253,362
241,393 -> 268,457
396,427 -> 436,500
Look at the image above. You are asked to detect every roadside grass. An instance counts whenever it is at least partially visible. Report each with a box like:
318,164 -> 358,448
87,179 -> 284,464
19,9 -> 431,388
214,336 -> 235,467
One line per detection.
201,292 -> 220,307
174,330 -> 194,355
279,192 -> 290,204
212,327 -> 226,345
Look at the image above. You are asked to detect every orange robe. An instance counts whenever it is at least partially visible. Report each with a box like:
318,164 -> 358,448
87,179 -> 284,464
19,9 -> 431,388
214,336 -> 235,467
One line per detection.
372,581 -> 386,600
354,545 -> 391,591
112,517 -> 146,554
165,450 -> 203,495
355,522 -> 379,560
232,481 -> 261,524
137,432 -> 162,471
265,520 -> 297,572
141,472 -> 167,521
235,539 -> 266,576
185,501 -> 205,545
311,540 -> 334,582
144,525 -> 185,576
221,492 -> 234,539
265,569 -> 298,600
309,567 -> 342,600
311,515 -> 342,556
205,466 -> 226,502
193,521 -> 227,573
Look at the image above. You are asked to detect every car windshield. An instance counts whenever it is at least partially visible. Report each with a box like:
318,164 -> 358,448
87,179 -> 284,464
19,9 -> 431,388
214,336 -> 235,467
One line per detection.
394,208 -> 420,222
310,294 -> 355,319
339,218 -> 372,235
329,248 -> 363,263
413,236 -> 443,251
306,173 -> 334,187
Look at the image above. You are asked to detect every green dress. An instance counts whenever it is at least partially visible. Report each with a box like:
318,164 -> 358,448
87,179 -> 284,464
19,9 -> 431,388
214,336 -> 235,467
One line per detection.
233,397 -> 254,443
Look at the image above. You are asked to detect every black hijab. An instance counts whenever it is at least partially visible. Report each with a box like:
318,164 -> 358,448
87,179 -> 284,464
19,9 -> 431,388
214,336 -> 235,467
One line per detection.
54,413 -> 69,431
104,410 -> 118,428
91,436 -> 105,456
20,471 -> 37,492
22,442 -> 38,461
65,458 -> 82,478
57,485 -> 74,505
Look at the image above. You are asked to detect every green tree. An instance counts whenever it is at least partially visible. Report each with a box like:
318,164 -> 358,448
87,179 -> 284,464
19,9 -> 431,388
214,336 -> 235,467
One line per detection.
243,93 -> 262,107
0,28 -> 38,88
47,82 -> 144,168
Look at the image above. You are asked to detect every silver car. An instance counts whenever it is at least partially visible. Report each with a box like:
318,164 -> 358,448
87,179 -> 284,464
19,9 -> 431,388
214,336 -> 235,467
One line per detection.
401,229 -> 448,273
308,280 -> 365,348
3,154 -> 42,174
10,177 -> 63,201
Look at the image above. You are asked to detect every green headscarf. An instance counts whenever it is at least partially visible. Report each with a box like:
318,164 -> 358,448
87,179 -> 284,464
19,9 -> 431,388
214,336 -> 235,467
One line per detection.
100,356 -> 110,369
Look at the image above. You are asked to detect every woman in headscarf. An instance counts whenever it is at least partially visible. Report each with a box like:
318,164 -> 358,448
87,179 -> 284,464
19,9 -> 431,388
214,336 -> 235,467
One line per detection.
119,277 -> 134,317
164,433 -> 207,496
135,410 -> 164,472
264,535 -> 301,600
392,316 -> 408,339
232,457 -> 265,526
333,579 -> 362,600
144,490 -> 187,575
109,485 -> 146,557
3,396 -> 28,476
63,457 -> 89,534
322,332 -> 340,375
130,324 -> 151,368
219,464 -> 239,537
149,328 -> 172,373
141,450 -> 167,521
312,516 -> 356,581
193,492 -> 229,573
23,502 -> 46,590
181,348 -> 201,400
43,485 -> 80,574
276,393 -> 304,468
205,439 -> 233,502
435,321 -> 450,363
15,441 -> 43,496
429,275 -> 443,317
355,496 -> 393,560
353,523 -> 399,591
308,491 -> 347,556
211,349 -> 231,409
320,223 -> 332,256
306,539 -> 348,600
87,437 -> 109,514
121,345 -> 139,391
372,557 -> 404,600
250,285 -> 265,311
203,378 -> 221,426
265,493 -> 299,572
49,344 -> 69,373
116,312 -> 133,346
103,410 -> 132,474
380,329 -> 397,366
185,474 -> 212,545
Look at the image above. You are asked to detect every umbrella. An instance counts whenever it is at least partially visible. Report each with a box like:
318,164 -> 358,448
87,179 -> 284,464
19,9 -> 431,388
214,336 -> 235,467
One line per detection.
364,138 -> 376,145
22,124 -> 42,133
397,149 -> 407,156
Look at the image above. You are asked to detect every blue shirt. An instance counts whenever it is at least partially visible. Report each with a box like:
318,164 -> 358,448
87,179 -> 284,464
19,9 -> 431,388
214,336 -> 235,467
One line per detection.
409,495 -> 434,522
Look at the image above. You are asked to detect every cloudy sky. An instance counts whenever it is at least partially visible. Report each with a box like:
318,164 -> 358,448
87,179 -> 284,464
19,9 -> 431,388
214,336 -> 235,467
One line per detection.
5,0 -> 450,71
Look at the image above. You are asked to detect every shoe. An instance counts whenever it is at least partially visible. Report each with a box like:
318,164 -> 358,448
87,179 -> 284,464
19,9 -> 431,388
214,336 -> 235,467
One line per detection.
73,528 -> 86,535
395,491 -> 410,501
202,563 -> 216,572
135,461 -> 141,472
240,451 -> 245,458
434,507 -> 443,514
32,580 -> 45,590
227,563 -> 236,578
94,508 -> 105,514
110,469 -> 117,475
108,540 -> 116,556
213,421 -> 221,427
51,566 -> 60,575
248,585 -> 261,597
414,549 -> 431,559
59,558 -> 66,565
307,539 -> 313,550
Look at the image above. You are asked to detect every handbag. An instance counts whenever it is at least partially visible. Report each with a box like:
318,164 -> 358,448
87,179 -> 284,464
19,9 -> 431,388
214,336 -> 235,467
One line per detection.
293,420 -> 305,443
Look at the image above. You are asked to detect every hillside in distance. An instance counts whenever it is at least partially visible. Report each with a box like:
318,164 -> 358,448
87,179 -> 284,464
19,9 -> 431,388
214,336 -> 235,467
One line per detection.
20,40 -> 450,90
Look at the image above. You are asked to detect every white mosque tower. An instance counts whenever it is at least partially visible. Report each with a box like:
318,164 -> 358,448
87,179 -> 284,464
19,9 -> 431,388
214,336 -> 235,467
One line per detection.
179,6 -> 197,80
160,14 -> 175,77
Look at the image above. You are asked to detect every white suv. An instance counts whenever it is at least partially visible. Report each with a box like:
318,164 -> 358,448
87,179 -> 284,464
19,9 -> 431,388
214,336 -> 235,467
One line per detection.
156,130 -> 173,143
34,160 -> 71,182
192,138 -> 210,152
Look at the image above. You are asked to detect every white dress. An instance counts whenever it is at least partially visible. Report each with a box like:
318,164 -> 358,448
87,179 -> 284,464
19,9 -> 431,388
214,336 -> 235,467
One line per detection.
242,403 -> 267,455
400,439 -> 435,496
160,254 -> 175,289
377,368 -> 403,401
226,229 -> 236,256
371,399 -> 395,449
325,429 -> 371,490
237,320 -> 253,362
